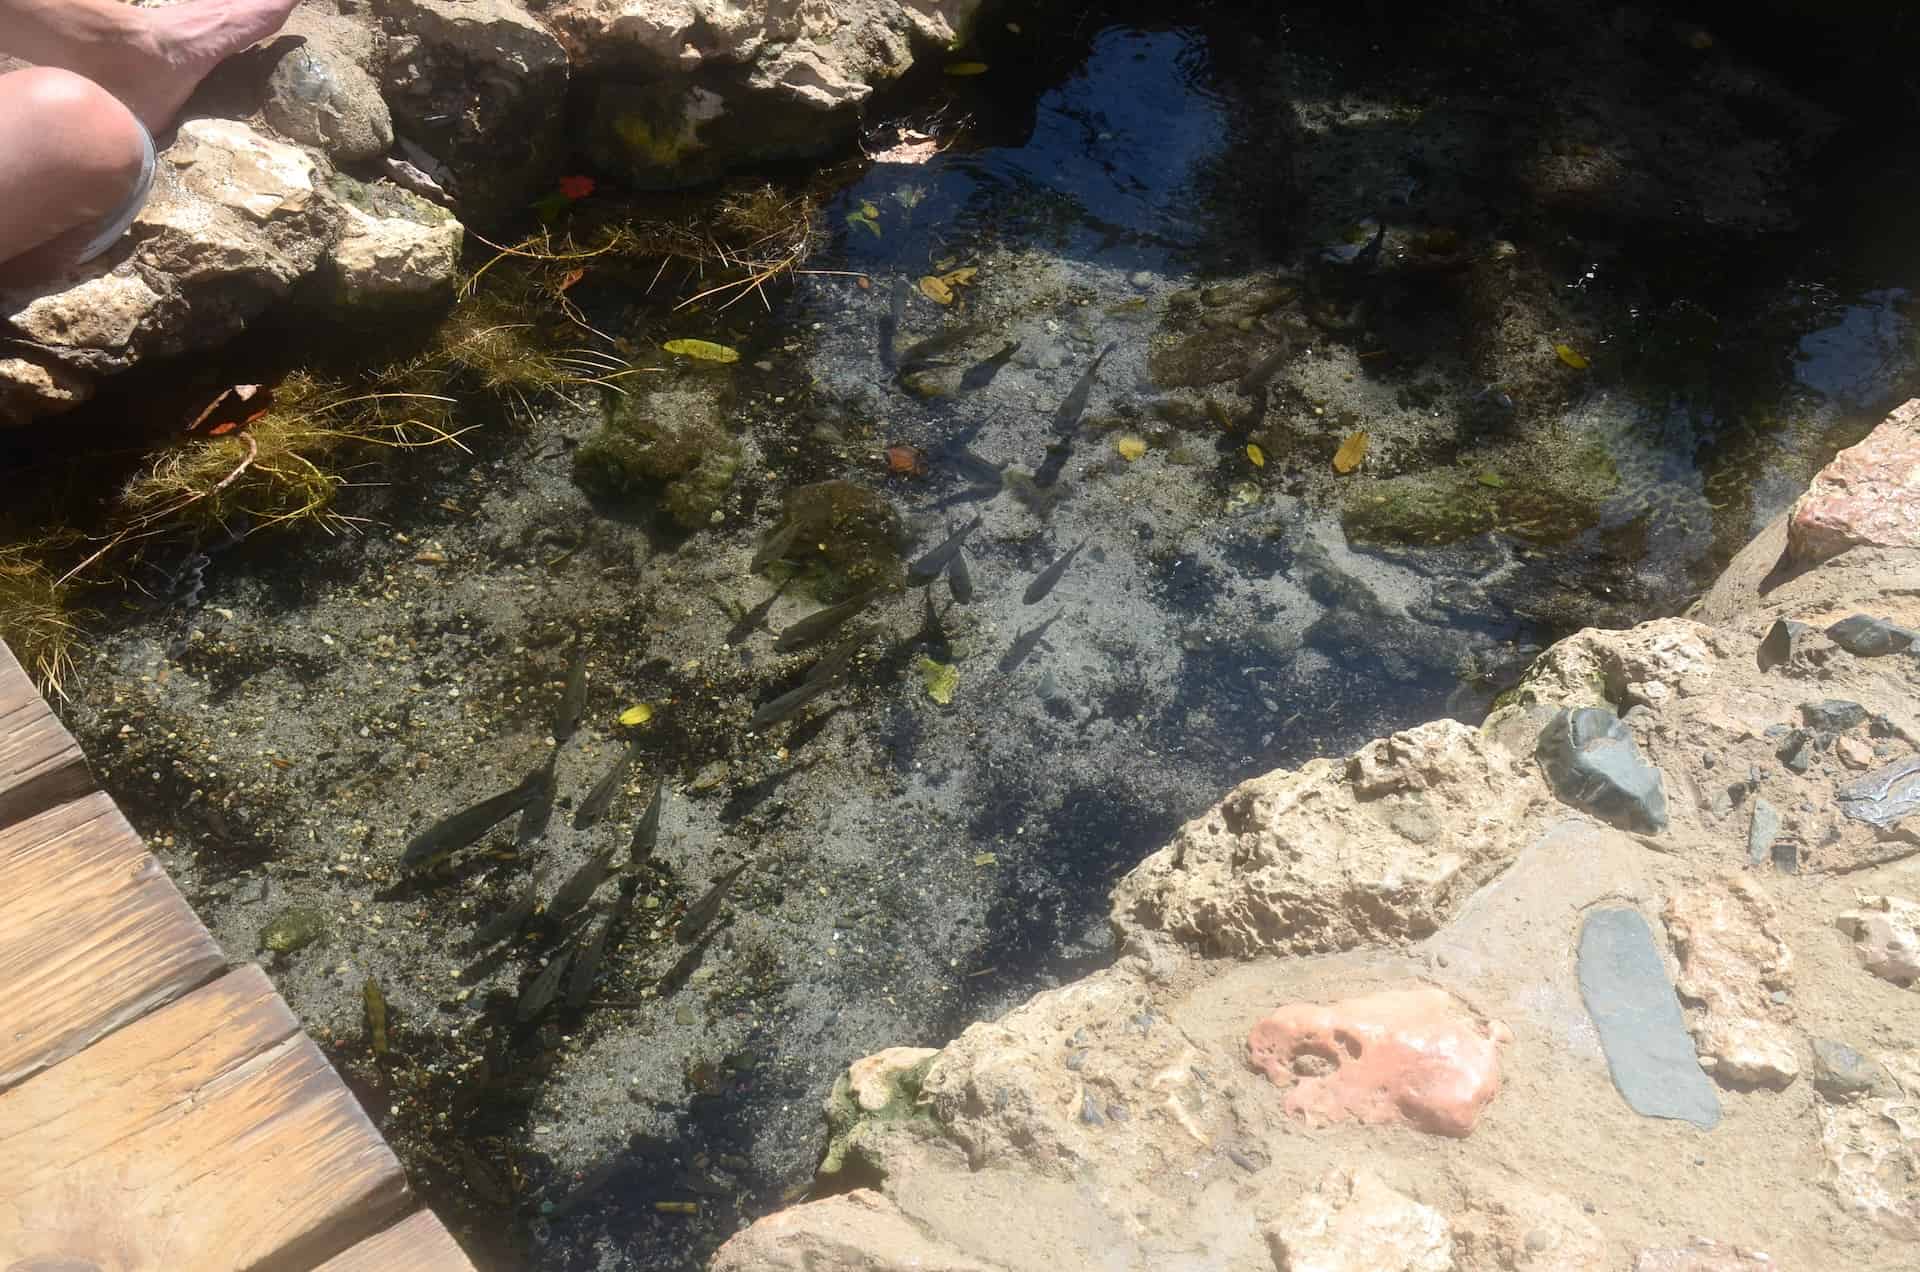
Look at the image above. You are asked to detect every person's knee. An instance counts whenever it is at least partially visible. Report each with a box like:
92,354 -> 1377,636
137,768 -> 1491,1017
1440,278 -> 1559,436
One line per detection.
11,68 -> 147,213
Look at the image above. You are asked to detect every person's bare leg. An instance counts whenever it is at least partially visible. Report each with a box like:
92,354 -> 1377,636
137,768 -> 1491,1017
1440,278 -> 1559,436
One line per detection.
0,0 -> 302,131
0,67 -> 147,285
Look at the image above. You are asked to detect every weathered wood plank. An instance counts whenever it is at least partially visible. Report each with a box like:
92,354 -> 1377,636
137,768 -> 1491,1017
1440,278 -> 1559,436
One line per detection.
0,790 -> 226,1090
314,1209 -> 479,1272
0,965 -> 412,1270
0,638 -> 91,828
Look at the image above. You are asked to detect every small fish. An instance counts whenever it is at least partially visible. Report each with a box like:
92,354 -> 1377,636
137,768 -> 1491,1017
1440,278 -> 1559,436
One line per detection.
573,739 -> 641,830
1236,336 -> 1293,396
514,747 -> 560,850
897,323 -> 987,373
363,978 -> 389,1056
724,577 -> 791,645
773,587 -> 882,652
750,521 -> 801,573
629,775 -> 666,866
472,874 -> 542,947
675,862 -> 748,945
565,911 -> 614,1010
547,845 -> 617,923
1023,539 -> 1086,605
907,514 -> 983,584
946,525 -> 974,604
748,668 -> 841,729
959,340 -> 1021,392
879,277 -> 908,371
1051,343 -> 1116,435
998,612 -> 1062,673
1351,219 -> 1387,273
555,642 -> 589,743
401,768 -> 545,868
946,446 -> 1006,489
515,946 -> 574,1022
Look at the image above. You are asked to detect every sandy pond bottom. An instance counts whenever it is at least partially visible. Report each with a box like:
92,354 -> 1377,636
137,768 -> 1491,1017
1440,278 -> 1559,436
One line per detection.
50,3 -> 1920,1268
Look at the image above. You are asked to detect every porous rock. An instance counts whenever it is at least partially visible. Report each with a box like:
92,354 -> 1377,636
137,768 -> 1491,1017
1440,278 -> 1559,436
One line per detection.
1817,1095 -> 1920,1237
1835,895 -> 1920,986
318,176 -> 463,309
1263,1166 -> 1453,1272
1112,720 -> 1539,959
708,1187 -> 997,1272
1663,875 -> 1798,1089
1788,397 -> 1920,564
1450,1175 -> 1608,1272
1246,985 -> 1508,1137
1488,617 -> 1719,718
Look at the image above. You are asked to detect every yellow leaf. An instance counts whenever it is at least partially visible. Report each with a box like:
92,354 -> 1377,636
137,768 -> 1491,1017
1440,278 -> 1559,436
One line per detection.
859,200 -> 880,219
918,275 -> 955,305
944,62 -> 989,76
846,212 -> 881,238
915,656 -> 958,705
1332,430 -> 1369,473
619,703 -> 654,726
974,851 -> 998,866
1554,343 -> 1589,369
1246,443 -> 1265,468
939,267 -> 978,288
663,338 -> 740,363
1116,434 -> 1147,461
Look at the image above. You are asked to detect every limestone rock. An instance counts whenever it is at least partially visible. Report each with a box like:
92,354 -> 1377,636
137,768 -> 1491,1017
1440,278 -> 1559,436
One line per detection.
1836,895 -> 1920,986
553,0 -> 984,187
1535,708 -> 1669,834
1263,1166 -> 1453,1272
2,120 -> 341,424
1788,398 -> 1920,564
847,1047 -> 939,1113
1817,1096 -> 1920,1237
1496,618 -> 1720,715
1113,720 -> 1538,959
374,0 -> 570,225
0,355 -> 90,423
1664,875 -> 1798,1090
708,1188 -> 997,1272
318,176 -> 463,310
264,39 -> 394,162
1246,985 -> 1507,1137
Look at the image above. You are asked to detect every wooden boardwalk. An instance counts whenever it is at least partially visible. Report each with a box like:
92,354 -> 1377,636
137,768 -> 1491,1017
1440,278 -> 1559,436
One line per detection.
0,639 -> 478,1271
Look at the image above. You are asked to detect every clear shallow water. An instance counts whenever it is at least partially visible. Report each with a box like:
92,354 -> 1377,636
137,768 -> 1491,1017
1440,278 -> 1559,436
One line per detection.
40,8 -> 1920,1270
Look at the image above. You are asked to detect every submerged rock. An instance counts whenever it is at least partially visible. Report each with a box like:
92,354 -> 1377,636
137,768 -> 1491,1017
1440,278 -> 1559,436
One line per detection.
573,379 -> 743,528
1577,906 -> 1721,1128
1535,707 -> 1669,833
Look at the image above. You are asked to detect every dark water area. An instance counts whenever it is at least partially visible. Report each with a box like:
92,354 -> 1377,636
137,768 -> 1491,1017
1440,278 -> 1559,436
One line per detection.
17,3 -> 1920,1270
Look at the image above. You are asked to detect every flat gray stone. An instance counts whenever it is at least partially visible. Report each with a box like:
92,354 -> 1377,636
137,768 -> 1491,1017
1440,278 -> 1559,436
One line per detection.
1826,614 -> 1918,657
1746,797 -> 1780,865
1810,1037 -> 1901,1103
1802,699 -> 1868,732
1537,708 -> 1670,833
1577,907 -> 1721,1129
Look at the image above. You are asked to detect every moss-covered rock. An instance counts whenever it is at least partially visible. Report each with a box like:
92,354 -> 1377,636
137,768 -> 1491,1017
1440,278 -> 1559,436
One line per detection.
573,379 -> 742,528
818,1048 -> 942,1189
775,479 -> 904,598
1342,472 -> 1500,546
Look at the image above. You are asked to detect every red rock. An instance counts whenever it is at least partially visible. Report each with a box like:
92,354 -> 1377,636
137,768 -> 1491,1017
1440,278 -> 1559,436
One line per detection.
1246,985 -> 1508,1137
1788,397 -> 1920,563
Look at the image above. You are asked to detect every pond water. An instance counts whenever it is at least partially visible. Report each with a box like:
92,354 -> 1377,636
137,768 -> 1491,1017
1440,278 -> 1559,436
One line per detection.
40,3 -> 1920,1268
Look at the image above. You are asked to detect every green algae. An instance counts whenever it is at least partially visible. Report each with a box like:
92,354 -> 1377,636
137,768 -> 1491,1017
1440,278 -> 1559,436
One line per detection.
773,480 -> 906,599
573,380 -> 743,528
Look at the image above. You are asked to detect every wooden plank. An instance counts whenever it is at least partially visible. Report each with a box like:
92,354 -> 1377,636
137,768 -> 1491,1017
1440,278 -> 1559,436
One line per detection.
0,638 -> 91,828
315,1209 -> 479,1272
0,965 -> 412,1270
0,790 -> 226,1090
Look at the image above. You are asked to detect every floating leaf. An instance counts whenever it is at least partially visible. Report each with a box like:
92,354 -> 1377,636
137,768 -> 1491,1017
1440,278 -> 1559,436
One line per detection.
915,655 -> 958,705
619,703 -> 654,726
558,174 -> 597,200
846,211 -> 882,238
974,851 -> 998,866
918,275 -> 955,305
662,339 -> 740,363
1116,434 -> 1147,461
1476,471 -> 1507,489
1332,430 -> 1370,474
859,200 -> 880,219
1554,343 -> 1589,369
944,61 -> 990,76
939,267 -> 978,288
1246,443 -> 1266,468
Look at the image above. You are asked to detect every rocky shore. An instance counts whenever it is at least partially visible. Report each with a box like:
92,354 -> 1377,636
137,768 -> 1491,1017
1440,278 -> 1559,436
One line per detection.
706,404 -> 1920,1271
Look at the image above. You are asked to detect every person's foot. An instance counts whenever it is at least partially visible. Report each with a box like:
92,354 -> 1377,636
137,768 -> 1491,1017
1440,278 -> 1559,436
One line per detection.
91,0 -> 303,131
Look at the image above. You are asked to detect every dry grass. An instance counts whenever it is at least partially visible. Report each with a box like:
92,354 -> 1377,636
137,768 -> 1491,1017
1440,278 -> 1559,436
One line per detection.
0,541 -> 84,698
